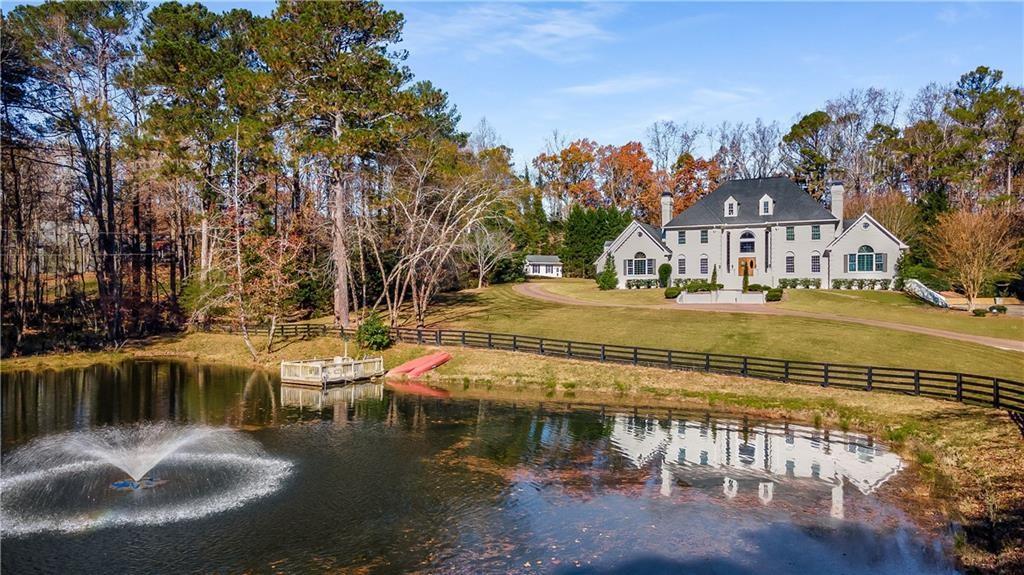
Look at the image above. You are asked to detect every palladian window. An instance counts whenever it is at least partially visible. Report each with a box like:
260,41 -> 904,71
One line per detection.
848,245 -> 886,272
625,251 -> 655,276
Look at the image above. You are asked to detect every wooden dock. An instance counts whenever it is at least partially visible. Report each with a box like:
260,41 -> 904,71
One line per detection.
280,356 -> 385,386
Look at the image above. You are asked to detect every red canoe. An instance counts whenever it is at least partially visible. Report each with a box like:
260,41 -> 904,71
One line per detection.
387,351 -> 452,378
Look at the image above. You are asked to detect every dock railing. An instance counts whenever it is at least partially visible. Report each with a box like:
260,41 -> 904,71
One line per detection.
212,323 -> 1024,414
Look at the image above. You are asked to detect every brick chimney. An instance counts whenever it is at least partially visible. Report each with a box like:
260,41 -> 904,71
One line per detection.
660,191 -> 673,227
829,181 -> 845,231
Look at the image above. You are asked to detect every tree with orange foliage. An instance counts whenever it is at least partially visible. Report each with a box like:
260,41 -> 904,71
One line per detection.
597,142 -> 656,220
928,209 -> 1021,310
532,139 -> 600,215
664,153 -> 723,216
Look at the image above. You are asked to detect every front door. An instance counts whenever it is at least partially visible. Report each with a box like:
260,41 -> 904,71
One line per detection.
738,257 -> 756,277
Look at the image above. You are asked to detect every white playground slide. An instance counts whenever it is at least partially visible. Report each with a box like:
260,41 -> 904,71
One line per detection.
904,279 -> 949,308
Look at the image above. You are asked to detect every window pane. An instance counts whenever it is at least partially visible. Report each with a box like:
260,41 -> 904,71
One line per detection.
811,225 -> 820,240
677,258 -> 685,274
811,255 -> 820,273
857,254 -> 873,272
700,258 -> 708,274
875,253 -> 886,272
785,255 -> 794,273
700,230 -> 708,243
626,260 -> 632,275
786,226 -> 794,241
648,259 -> 655,275
678,231 -> 685,244
847,255 -> 856,272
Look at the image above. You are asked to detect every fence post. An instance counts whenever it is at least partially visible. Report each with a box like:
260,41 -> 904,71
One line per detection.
488,333 -> 493,349
993,378 -> 1000,409
600,344 -> 606,362
913,370 -> 920,395
512,335 -> 518,352
461,331 -> 466,346
632,348 -> 638,366
567,341 -> 572,358
435,330 -> 441,346
956,373 -> 963,402
704,353 -> 711,372
866,367 -> 873,391
783,360 -> 790,382
667,350 -> 673,369
417,329 -> 423,344
539,339 -> 545,355
822,364 -> 830,387
742,357 -> 748,376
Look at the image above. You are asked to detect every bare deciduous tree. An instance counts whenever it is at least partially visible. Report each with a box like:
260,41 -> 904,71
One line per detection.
461,225 -> 514,289
928,209 -> 1021,310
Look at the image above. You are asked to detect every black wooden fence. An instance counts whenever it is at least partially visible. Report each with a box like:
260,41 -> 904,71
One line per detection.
218,323 -> 1024,414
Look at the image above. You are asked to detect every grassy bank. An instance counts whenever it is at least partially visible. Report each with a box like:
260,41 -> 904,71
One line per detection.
3,331 -> 1021,572
427,282 -> 1023,381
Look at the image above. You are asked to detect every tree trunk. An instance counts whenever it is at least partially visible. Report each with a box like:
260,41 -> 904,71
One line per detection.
331,113 -> 351,328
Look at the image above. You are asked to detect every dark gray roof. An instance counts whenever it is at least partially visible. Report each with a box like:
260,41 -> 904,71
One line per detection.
638,222 -> 668,250
524,255 -> 561,264
664,177 -> 837,228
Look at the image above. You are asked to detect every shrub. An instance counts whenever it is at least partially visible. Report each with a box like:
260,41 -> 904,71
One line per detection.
664,287 -> 681,299
892,276 -> 905,291
647,279 -> 658,288
899,264 -> 951,291
972,309 -> 988,317
746,284 -> 764,292
813,278 -> 821,289
355,311 -> 392,351
988,304 -> 1007,314
596,255 -> 618,290
879,279 -> 891,291
777,279 -> 788,289
799,278 -> 813,289
673,278 -> 683,287
832,280 -> 842,289
866,279 -> 878,290
765,288 -> 783,302
855,279 -> 866,290
688,280 -> 720,292
625,279 -> 636,289
710,265 -> 718,286
658,263 -> 672,288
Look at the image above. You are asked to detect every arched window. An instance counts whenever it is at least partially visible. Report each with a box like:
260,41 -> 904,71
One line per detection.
856,245 -> 874,272
699,255 -> 709,275
785,251 -> 795,274
810,250 -> 821,274
739,231 -> 755,254
625,251 -> 653,276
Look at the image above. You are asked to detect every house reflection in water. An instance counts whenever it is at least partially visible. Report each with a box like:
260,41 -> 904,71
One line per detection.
610,415 -> 903,520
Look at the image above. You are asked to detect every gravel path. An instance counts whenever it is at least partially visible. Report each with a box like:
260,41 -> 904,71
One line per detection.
513,283 -> 1024,353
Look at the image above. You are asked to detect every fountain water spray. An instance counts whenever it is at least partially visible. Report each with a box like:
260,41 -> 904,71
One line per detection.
1,423 -> 292,535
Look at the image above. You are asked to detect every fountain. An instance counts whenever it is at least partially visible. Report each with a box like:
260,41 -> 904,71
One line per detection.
1,423 -> 291,536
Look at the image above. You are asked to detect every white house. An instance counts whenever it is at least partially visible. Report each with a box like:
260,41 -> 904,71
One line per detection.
524,255 -> 563,278
595,177 -> 908,290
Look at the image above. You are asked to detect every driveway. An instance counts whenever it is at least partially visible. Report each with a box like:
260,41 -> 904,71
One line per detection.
513,283 -> 1024,353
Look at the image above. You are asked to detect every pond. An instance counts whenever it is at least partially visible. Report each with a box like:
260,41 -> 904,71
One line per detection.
1,359 -> 956,574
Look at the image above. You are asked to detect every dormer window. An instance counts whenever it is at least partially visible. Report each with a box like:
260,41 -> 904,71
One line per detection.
724,196 -> 738,218
759,194 -> 774,216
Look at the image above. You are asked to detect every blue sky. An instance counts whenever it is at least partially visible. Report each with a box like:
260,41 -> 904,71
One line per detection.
15,1 -> 1022,166
388,1 -> 1023,165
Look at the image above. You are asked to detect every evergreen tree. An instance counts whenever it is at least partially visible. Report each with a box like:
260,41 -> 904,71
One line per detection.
560,204 -> 631,277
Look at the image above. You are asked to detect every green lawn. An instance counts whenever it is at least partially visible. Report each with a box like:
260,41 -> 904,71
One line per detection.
530,278 -> 1023,341
537,278 -> 669,305
429,283 -> 1024,381
778,288 -> 1023,340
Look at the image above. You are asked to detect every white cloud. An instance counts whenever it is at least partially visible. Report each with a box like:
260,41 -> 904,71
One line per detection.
557,74 -> 680,96
400,3 -> 620,63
